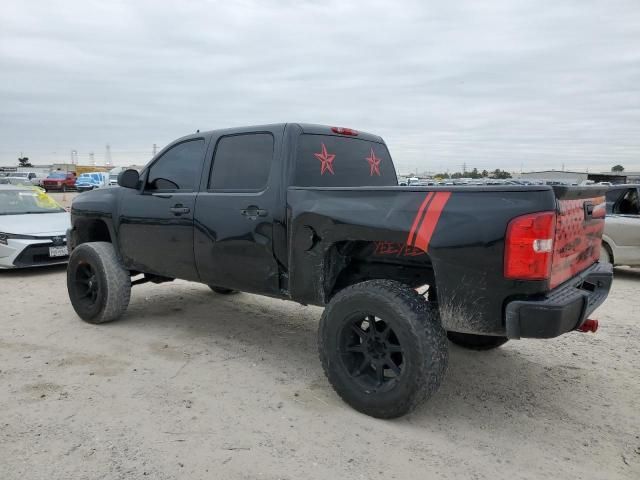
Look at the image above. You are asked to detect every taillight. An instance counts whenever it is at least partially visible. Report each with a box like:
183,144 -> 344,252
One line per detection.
331,127 -> 358,136
504,211 -> 556,280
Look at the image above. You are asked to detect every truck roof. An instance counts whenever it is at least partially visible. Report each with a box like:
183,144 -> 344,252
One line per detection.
176,123 -> 385,144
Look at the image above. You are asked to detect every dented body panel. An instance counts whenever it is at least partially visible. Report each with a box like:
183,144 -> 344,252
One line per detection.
287,186 -> 559,335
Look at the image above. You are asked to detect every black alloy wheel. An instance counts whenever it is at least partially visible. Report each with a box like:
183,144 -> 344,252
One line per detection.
74,261 -> 100,308
339,314 -> 404,391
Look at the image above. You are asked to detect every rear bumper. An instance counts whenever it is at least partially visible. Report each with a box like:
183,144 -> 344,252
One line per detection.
505,262 -> 613,339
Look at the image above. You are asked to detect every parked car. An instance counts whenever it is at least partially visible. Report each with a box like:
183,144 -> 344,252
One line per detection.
66,123 -> 612,418
42,171 -> 76,192
75,172 -> 108,192
0,185 -> 70,268
4,172 -> 36,185
108,167 -> 128,186
600,184 -> 640,267
1,177 -> 33,186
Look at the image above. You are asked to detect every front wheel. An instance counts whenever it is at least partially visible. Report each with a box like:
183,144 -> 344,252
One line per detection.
67,242 -> 131,324
319,280 -> 448,419
447,331 -> 508,350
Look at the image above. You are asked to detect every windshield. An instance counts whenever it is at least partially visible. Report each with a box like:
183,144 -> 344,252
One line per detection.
11,172 -> 29,178
48,172 -> 67,179
0,190 -> 65,215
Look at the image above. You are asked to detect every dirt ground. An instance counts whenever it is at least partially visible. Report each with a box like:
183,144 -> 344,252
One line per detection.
1,193 -> 638,479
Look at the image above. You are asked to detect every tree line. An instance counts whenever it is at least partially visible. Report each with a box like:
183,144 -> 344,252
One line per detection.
432,168 -> 512,179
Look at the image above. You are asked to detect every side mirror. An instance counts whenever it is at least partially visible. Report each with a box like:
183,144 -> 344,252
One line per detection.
118,169 -> 140,189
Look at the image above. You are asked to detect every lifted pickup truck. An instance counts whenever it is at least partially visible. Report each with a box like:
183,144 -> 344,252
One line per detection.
66,123 -> 612,418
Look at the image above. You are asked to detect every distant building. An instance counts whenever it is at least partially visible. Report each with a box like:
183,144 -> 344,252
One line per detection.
622,172 -> 640,183
518,170 -> 628,184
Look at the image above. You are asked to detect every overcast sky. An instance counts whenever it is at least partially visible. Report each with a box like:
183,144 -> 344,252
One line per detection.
1,0 -> 639,174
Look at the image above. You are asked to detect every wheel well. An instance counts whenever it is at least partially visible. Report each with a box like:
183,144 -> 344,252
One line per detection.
324,241 -> 436,301
601,241 -> 613,262
74,218 -> 112,245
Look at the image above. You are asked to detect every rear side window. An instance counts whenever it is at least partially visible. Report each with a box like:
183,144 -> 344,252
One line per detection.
209,133 -> 274,191
147,139 -> 205,191
294,134 -> 397,187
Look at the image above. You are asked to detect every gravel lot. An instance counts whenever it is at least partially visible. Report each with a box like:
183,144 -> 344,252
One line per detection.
1,192 -> 638,479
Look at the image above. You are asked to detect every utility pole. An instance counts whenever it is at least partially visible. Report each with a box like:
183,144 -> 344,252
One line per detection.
152,143 -> 158,156
105,144 -> 112,167
89,152 -> 95,166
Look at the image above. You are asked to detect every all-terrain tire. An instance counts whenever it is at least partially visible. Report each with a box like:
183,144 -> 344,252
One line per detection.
447,331 -> 508,350
67,242 -> 131,324
318,279 -> 448,419
208,286 -> 238,295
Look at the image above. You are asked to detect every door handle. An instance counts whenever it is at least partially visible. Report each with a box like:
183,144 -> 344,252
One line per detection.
170,205 -> 191,215
241,207 -> 268,218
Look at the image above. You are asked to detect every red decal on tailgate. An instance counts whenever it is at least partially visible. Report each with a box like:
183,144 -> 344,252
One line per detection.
407,192 -> 451,253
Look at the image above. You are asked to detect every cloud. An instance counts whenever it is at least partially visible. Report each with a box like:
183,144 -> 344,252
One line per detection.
1,0 -> 639,173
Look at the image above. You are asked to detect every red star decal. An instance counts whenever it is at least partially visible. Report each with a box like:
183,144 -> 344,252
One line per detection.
366,148 -> 381,176
314,143 -> 335,175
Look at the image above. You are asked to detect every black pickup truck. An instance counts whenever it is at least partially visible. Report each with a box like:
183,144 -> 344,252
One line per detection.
66,123 -> 612,418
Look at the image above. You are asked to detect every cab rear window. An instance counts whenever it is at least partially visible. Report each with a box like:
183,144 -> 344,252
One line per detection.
294,134 -> 397,187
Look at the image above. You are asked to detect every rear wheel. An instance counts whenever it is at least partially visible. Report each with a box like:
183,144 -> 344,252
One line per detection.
208,285 -> 237,295
447,331 -> 508,350
319,280 -> 448,419
67,242 -> 131,324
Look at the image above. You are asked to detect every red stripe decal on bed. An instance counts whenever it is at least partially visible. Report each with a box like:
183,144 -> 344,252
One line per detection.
406,192 -> 435,246
412,192 -> 451,253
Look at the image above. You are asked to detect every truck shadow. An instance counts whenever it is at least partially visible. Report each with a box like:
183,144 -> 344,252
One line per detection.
613,266 -> 640,279
0,264 -> 67,277
121,283 -> 599,428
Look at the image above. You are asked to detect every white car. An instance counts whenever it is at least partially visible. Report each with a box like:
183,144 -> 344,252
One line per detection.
0,185 -> 70,268
601,184 -> 640,267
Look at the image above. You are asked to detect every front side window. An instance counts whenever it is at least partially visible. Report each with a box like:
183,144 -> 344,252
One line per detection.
147,139 -> 205,191
209,133 -> 274,191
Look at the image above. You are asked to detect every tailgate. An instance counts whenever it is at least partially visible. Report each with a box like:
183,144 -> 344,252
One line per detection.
550,186 -> 607,289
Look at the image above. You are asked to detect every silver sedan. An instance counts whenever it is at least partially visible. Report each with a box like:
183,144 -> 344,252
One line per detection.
0,185 -> 70,268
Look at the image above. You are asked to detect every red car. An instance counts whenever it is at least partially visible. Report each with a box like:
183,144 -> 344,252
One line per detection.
42,172 -> 76,192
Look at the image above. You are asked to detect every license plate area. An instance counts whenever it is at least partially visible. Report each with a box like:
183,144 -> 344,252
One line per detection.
49,246 -> 68,257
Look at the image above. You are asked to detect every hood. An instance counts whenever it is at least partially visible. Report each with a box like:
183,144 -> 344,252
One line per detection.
0,212 -> 70,235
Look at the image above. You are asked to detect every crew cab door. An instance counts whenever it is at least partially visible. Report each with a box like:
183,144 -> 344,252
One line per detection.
194,128 -> 282,295
118,137 -> 207,281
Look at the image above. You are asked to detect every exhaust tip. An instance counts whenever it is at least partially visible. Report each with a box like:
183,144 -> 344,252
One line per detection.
577,319 -> 599,333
